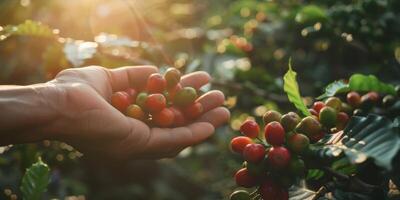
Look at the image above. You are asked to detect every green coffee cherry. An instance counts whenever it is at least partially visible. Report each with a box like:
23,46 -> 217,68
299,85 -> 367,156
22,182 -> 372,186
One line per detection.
288,133 -> 310,154
319,106 -> 337,128
325,97 -> 342,111
295,116 -> 322,137
263,110 -> 282,124
281,112 -> 301,132
382,95 -> 396,107
173,87 -> 197,107
136,92 -> 148,108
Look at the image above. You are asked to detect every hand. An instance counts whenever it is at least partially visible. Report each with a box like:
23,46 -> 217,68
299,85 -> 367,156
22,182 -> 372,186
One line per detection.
45,66 -> 229,159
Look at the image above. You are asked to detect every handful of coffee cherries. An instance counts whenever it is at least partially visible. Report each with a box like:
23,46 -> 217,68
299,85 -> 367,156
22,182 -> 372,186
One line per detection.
110,68 -> 203,127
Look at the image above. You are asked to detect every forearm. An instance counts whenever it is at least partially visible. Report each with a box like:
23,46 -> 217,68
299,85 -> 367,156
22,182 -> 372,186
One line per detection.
0,83 -> 62,145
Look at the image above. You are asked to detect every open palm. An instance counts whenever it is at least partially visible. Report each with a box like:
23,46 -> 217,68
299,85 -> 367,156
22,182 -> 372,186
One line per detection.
48,66 -> 229,159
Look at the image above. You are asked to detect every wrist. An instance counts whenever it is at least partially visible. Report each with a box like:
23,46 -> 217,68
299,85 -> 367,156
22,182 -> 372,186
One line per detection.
0,82 -> 66,144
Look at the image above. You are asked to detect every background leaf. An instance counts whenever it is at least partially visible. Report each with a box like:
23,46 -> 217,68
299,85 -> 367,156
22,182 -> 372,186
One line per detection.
319,115 -> 400,170
0,20 -> 55,41
317,80 -> 349,99
318,74 -> 396,99
284,61 -> 311,116
20,158 -> 50,200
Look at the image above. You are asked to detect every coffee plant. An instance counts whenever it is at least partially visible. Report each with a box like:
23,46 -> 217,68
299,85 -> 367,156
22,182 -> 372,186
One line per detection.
229,64 -> 400,199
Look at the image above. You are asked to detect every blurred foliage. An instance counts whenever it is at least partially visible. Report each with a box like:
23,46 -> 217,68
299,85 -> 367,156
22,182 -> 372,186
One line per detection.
0,0 -> 400,199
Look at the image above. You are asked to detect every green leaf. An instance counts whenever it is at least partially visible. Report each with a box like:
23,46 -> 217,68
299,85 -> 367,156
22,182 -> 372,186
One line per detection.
283,61 -> 311,116
318,74 -> 396,99
349,74 -> 396,95
20,158 -> 50,200
295,5 -> 328,24
1,20 -> 55,41
317,80 -> 349,100
320,114 -> 400,170
306,169 -> 325,180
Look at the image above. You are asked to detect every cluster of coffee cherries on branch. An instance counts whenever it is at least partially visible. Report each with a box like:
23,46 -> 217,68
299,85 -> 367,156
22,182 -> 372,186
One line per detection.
228,96 -> 361,200
110,68 -> 203,127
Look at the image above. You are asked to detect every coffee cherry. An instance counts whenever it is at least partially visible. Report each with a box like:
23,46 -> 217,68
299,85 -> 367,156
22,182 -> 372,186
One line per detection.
382,95 -> 396,107
268,147 -> 291,168
319,106 -> 337,128
136,92 -> 148,108
126,104 -> 145,120
170,107 -> 186,127
152,108 -> 174,127
289,157 -> 306,177
145,94 -> 167,113
336,112 -> 349,130
325,97 -> 342,111
313,101 -> 325,113
366,91 -> 379,102
235,168 -> 257,188
280,112 -> 301,132
396,85 -> 400,97
309,131 -> 325,143
263,110 -> 282,124
167,83 -> 182,102
183,102 -> 203,120
308,109 -> 318,117
146,73 -> 167,93
287,134 -> 309,154
258,178 -> 287,200
125,88 -> 138,103
164,68 -> 181,89
229,190 -> 250,200
295,116 -> 322,138
240,120 -> 260,138
231,136 -> 253,154
111,91 -> 131,112
174,87 -> 198,107
243,144 -> 266,163
264,122 -> 285,146
341,102 -> 353,114
347,92 -> 361,108
360,94 -> 375,110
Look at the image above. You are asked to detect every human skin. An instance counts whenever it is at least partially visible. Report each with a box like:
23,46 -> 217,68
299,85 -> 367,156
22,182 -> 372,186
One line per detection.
0,66 -> 230,159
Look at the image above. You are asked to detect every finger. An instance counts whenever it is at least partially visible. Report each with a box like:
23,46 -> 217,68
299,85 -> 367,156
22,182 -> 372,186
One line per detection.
196,107 -> 230,128
109,65 -> 158,91
180,71 -> 211,89
196,90 -> 225,112
146,122 -> 214,152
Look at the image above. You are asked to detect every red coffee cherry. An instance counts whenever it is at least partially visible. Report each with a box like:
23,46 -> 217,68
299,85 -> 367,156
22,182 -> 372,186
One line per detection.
230,136 -> 253,154
145,94 -> 167,113
366,91 -> 379,102
287,134 -> 310,154
347,91 -> 361,108
258,178 -> 287,200
125,88 -> 138,103
240,120 -> 260,138
243,144 -> 266,163
173,87 -> 198,107
164,68 -> 181,88
126,104 -> 145,120
111,91 -> 131,112
235,168 -> 257,188
152,108 -> 175,127
146,73 -> 167,93
337,112 -> 349,124
170,107 -> 186,127
264,122 -> 285,146
268,146 -> 291,168
313,101 -> 325,113
183,102 -> 203,120
309,131 -> 325,143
